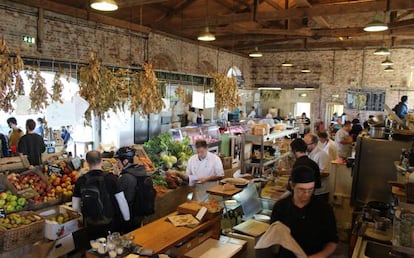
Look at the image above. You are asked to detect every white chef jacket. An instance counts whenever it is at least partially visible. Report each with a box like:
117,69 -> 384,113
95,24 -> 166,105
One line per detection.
318,139 -> 338,161
308,146 -> 330,195
186,152 -> 224,201
248,110 -> 256,118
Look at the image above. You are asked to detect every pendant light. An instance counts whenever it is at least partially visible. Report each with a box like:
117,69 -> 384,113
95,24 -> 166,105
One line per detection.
197,27 -> 216,41
249,47 -> 262,58
363,12 -> 388,32
90,0 -> 118,11
197,0 -> 215,42
381,56 -> 393,66
301,68 -> 311,73
384,66 -> 394,72
282,60 -> 293,67
374,42 -> 390,55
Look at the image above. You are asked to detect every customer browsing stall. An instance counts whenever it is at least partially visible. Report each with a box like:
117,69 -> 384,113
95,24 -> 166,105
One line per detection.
186,140 -> 224,201
335,121 -> 353,159
72,151 -> 130,240
17,119 -> 45,166
270,166 -> 338,258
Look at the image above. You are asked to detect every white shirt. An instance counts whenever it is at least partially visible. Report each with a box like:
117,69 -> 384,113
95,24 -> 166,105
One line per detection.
308,146 -> 330,195
335,128 -> 352,158
186,152 -> 224,201
318,139 -> 338,161
248,110 -> 256,118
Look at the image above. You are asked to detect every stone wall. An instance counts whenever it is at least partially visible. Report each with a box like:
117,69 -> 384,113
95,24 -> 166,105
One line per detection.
251,49 -> 414,124
0,1 -> 251,86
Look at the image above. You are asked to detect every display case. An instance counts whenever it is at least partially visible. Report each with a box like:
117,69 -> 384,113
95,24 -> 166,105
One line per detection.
170,125 -> 222,153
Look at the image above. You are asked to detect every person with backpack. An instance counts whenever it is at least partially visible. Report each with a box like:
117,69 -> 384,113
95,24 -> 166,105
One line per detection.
115,147 -> 156,233
72,150 -> 130,240
392,95 -> 408,120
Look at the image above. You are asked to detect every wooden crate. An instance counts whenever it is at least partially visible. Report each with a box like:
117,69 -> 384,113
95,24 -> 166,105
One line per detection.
0,156 -> 30,172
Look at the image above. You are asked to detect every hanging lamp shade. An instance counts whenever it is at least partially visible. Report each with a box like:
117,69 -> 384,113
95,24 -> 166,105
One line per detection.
282,60 -> 293,67
374,43 -> 390,55
301,68 -> 311,73
363,18 -> 388,32
90,0 -> 118,11
249,47 -> 263,58
381,57 -> 393,66
197,27 -> 216,41
384,66 -> 394,72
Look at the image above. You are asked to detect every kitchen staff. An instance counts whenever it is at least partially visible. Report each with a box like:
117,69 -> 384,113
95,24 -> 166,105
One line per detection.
186,139 -> 224,201
270,166 -> 338,258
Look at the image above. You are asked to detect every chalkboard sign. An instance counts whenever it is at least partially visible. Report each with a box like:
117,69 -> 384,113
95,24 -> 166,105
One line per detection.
0,208 -> 5,218
347,89 -> 386,111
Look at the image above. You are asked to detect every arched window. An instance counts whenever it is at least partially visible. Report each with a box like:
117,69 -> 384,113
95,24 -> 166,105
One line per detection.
227,66 -> 244,87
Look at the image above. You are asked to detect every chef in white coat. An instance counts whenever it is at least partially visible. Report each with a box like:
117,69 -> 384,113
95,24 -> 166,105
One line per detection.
186,140 -> 224,201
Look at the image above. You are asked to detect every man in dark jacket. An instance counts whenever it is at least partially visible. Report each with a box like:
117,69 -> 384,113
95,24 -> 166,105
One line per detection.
115,147 -> 155,233
0,133 -> 10,158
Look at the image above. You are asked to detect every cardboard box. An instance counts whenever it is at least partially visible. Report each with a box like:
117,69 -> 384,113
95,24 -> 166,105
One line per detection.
37,205 -> 82,240
47,233 -> 76,258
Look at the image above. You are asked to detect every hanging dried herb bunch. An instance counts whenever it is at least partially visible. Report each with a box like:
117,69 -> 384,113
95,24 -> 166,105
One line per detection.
26,67 -> 48,111
0,38 -> 25,112
132,63 -> 165,115
79,51 -> 117,122
209,73 -> 241,111
51,67 -> 64,103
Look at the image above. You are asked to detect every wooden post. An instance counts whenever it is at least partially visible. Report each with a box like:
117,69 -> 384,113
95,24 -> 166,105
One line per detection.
37,8 -> 44,53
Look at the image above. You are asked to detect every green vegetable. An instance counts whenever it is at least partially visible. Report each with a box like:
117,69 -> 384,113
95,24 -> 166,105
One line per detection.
151,174 -> 168,188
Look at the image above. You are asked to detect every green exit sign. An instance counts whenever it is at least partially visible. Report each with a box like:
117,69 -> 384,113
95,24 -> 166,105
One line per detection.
22,36 -> 36,44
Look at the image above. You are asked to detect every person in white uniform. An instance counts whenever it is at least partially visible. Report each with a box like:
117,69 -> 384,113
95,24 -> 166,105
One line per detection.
304,133 -> 331,202
186,140 -> 224,201
317,131 -> 338,161
248,106 -> 256,118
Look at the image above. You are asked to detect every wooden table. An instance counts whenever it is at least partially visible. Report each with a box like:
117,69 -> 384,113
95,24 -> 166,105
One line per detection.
131,212 -> 221,255
206,185 -> 243,197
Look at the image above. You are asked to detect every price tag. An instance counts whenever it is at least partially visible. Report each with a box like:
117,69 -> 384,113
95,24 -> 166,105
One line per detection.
47,165 -> 63,177
0,208 -> 6,218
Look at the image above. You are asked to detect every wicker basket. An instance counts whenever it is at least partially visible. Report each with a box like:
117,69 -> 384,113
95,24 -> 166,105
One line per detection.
0,211 -> 45,251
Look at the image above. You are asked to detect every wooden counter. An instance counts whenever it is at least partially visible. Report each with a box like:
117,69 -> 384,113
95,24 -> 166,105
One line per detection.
133,212 -> 220,256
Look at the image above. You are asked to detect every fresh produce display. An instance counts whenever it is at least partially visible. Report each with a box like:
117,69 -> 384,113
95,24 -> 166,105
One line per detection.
0,191 -> 27,213
0,38 -> 25,113
144,132 -> 193,169
135,149 -> 155,172
0,212 -> 42,229
45,160 -> 79,198
8,172 -> 58,205
165,170 -> 187,189
47,211 -> 78,224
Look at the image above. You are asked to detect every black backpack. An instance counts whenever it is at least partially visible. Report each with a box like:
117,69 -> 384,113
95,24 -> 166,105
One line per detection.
125,168 -> 156,217
80,173 -> 114,224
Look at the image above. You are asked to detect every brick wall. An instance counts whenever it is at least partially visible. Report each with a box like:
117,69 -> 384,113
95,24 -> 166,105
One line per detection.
0,1 -> 251,86
252,49 -> 414,124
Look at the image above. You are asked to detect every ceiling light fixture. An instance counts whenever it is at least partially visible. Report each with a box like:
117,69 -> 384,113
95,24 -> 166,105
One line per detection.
384,66 -> 394,72
294,87 -> 315,91
90,0 -> 118,11
381,56 -> 393,66
249,47 -> 263,58
374,43 -> 390,55
282,60 -> 293,67
301,68 -> 311,73
258,87 -> 281,91
363,14 -> 388,32
197,26 -> 215,41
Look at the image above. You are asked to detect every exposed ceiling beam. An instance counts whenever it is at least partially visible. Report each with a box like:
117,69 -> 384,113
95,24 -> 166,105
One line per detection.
264,0 -> 283,10
118,0 -> 168,8
156,0 -> 195,23
389,18 -> 414,29
294,0 -> 331,28
212,0 -> 243,12
396,10 -> 414,21
182,0 -> 414,28
13,0 -> 151,34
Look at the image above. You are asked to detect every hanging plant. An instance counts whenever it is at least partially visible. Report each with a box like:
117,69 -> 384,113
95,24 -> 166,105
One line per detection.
27,67 -> 48,111
51,68 -> 64,103
79,51 -> 124,122
261,90 -> 280,102
131,63 -> 165,116
0,37 -> 25,112
209,73 -> 241,110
